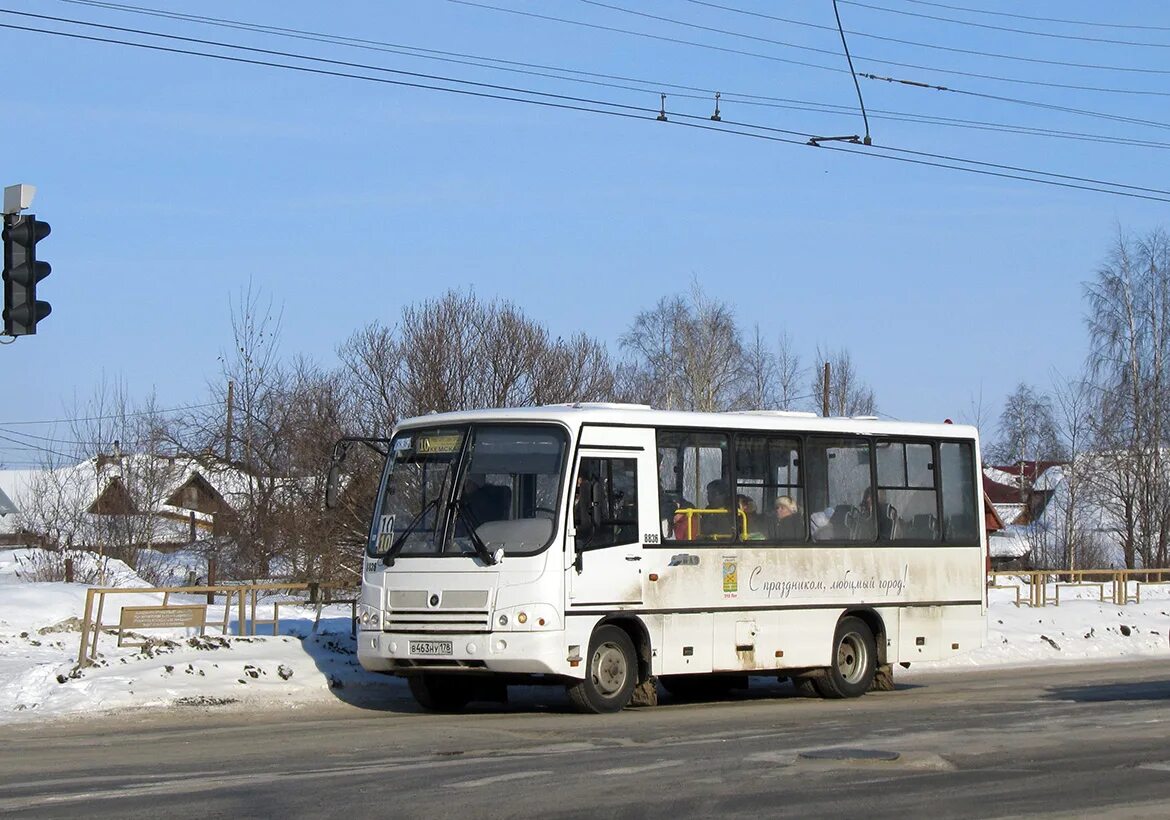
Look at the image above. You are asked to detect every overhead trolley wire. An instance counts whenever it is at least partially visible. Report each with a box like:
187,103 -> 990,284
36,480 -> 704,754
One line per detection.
683,0 -> 1170,76
860,72 -> 1170,132
3,15 -> 1169,204
838,0 -> 1170,48
899,0 -> 1170,33
55,0 -> 1170,134
50,0 -> 1170,152
568,0 -> 1170,97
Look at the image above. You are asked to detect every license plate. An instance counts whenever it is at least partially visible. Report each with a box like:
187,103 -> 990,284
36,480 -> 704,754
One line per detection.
409,640 -> 453,656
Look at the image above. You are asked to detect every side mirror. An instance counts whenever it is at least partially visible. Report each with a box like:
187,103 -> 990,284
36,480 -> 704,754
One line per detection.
325,462 -> 342,510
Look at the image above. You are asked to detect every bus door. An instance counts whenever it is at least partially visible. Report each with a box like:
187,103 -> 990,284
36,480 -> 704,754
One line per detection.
567,426 -> 657,607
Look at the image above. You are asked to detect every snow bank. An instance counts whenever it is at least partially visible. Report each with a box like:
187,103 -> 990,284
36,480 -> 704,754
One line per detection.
1,550 -> 1168,724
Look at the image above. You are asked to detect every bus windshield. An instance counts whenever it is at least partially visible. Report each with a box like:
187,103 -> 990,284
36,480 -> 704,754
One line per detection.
368,424 -> 567,560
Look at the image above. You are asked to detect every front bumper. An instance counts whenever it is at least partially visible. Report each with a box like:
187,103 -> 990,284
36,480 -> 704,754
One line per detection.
357,629 -> 573,676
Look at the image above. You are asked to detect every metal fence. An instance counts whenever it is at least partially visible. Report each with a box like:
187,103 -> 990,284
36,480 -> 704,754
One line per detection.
988,569 -> 1170,608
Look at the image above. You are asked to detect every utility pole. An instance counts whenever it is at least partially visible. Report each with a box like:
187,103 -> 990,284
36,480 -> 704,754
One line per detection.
822,362 -> 831,417
225,379 -> 234,463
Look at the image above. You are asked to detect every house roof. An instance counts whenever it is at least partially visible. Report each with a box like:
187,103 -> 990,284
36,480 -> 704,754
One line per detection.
0,455 -> 251,536
986,461 -> 1065,483
0,485 -> 16,517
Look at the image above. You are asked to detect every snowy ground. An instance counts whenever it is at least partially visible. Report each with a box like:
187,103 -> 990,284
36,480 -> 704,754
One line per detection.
1,548 -> 1168,725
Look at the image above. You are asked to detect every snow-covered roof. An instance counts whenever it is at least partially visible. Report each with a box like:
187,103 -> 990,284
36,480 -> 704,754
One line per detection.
0,455 -> 255,540
984,466 -> 1022,488
989,528 -> 1030,559
993,503 -> 1026,526
0,485 -> 16,517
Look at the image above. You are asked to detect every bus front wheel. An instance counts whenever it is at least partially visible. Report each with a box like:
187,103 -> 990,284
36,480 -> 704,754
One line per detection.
814,616 -> 876,699
408,674 -> 472,712
567,625 -> 637,714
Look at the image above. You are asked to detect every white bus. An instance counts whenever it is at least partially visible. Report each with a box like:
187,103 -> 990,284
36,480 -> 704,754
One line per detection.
344,403 -> 986,713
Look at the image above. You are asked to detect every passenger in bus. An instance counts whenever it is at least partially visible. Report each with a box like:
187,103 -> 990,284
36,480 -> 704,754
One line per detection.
772,495 -> 803,541
737,494 -> 766,539
706,479 -> 730,511
809,507 -> 833,540
859,487 -> 896,539
464,476 -> 512,524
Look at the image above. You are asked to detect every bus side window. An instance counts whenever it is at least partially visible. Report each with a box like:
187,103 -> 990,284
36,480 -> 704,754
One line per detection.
575,457 -> 639,550
656,430 -> 733,542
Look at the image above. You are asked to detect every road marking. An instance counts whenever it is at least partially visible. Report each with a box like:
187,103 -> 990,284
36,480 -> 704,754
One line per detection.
597,760 -> 683,776
447,771 -> 552,789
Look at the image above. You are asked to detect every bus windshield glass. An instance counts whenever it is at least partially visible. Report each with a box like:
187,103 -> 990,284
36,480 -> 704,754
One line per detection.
368,424 -> 567,559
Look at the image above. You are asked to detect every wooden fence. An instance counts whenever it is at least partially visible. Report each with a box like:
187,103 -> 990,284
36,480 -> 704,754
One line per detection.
76,582 -> 357,668
988,569 -> 1170,608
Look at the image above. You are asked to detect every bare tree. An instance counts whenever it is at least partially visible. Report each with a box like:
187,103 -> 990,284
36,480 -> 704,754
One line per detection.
1048,374 -> 1096,570
337,322 -> 401,438
532,333 -> 617,405
775,331 -> 805,410
621,283 -> 747,412
742,324 -> 778,409
811,346 -> 877,417
1084,228 -> 1170,567
988,383 -> 1064,467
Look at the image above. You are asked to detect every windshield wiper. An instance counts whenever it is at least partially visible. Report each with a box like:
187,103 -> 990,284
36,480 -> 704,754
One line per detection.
382,497 -> 440,566
452,499 -> 499,566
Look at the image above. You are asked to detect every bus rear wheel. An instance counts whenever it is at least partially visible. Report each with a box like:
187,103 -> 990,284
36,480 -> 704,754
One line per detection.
814,616 -> 876,699
408,674 -> 472,712
567,625 -> 637,714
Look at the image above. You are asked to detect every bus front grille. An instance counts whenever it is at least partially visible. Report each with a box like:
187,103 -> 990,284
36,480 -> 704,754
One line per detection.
385,610 -> 492,633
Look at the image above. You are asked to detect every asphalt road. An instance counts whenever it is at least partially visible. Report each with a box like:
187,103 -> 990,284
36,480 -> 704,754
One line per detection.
2,660 -> 1169,819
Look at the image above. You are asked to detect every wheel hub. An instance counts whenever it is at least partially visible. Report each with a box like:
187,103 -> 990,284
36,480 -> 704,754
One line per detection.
592,642 -> 628,695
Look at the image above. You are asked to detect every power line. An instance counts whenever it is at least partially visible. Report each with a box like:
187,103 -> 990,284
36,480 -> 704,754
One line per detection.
54,1 -> 1170,142
567,0 -> 1170,97
53,0 -> 1170,151
684,0 -> 1170,76
900,0 -> 1170,33
714,115 -> 1170,197
451,0 -> 1170,125
839,0 -> 1170,47
0,433 -> 79,462
0,401 -> 219,426
860,72 -> 1170,132
449,0 -> 851,77
4,18 -> 1169,204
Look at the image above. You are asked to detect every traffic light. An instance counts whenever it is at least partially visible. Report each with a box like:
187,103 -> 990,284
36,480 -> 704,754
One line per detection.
2,215 -> 51,336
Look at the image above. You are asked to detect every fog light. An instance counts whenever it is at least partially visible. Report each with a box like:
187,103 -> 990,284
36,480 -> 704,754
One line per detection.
517,612 -> 528,624
389,641 -> 398,653
466,642 -> 478,654
495,639 -> 507,652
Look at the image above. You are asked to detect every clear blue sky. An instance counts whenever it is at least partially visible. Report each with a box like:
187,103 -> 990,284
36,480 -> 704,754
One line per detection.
2,0 -> 1167,464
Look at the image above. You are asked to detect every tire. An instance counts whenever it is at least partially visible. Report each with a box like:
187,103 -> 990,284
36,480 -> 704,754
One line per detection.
567,625 -> 638,713
408,674 -> 473,712
813,616 -> 877,699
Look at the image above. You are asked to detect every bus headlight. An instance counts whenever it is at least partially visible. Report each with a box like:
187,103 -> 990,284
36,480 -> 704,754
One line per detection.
358,605 -> 382,630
